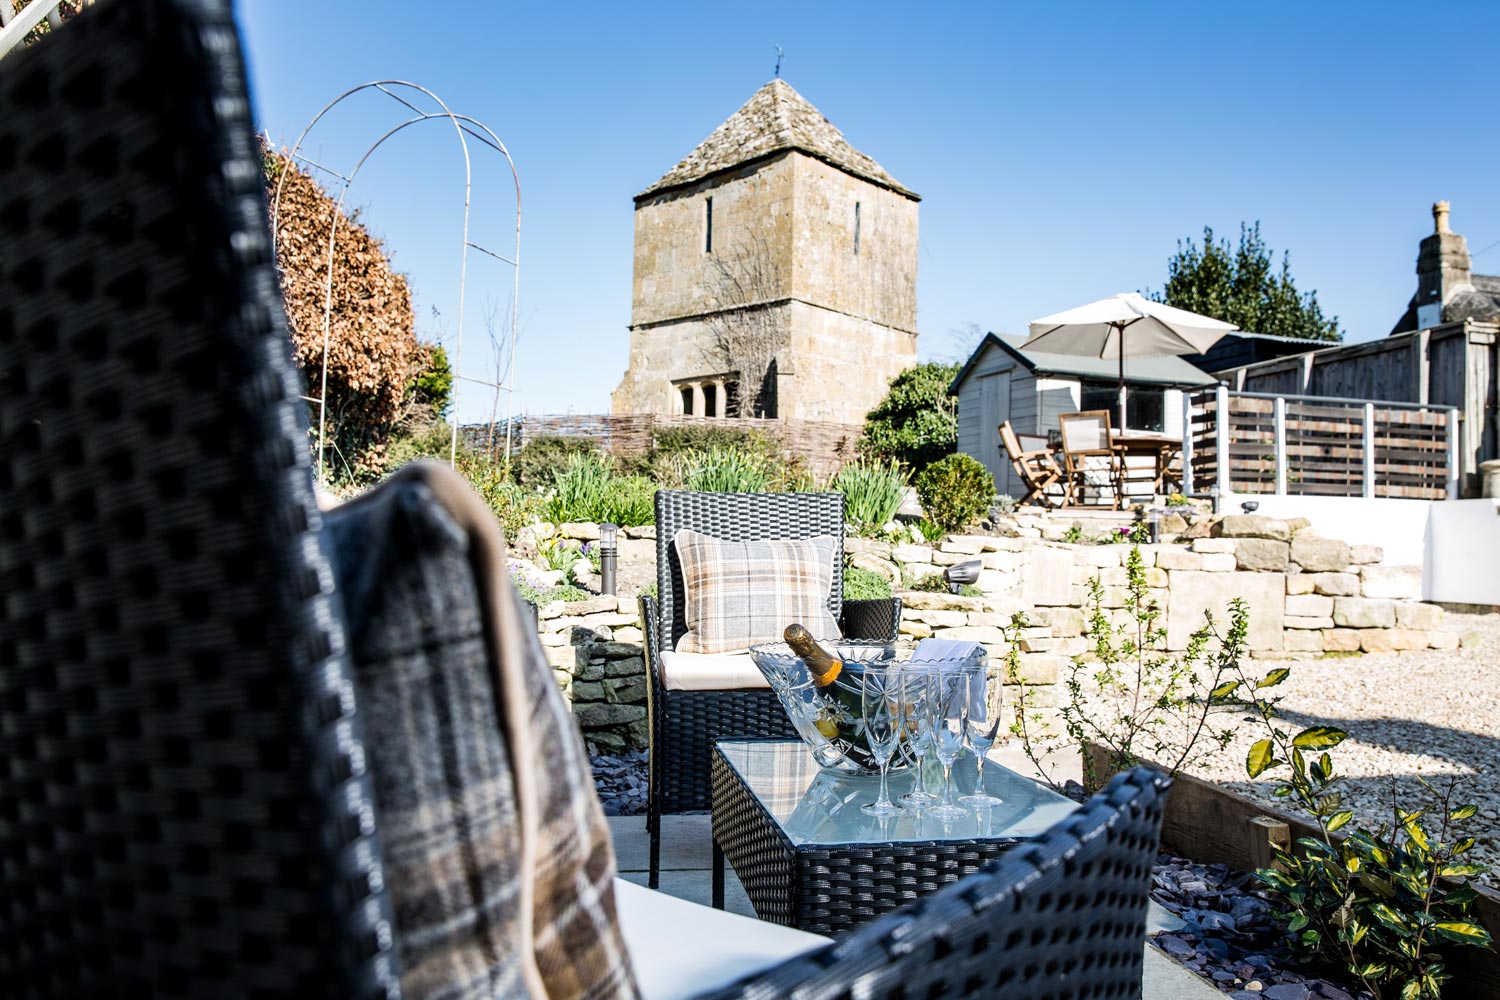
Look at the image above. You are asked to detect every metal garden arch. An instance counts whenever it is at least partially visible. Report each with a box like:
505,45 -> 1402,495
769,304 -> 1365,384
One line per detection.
269,80 -> 521,482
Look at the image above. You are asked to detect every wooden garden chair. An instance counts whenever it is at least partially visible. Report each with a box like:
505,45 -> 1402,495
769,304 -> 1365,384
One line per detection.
1058,410 -> 1124,508
999,420 -> 1064,507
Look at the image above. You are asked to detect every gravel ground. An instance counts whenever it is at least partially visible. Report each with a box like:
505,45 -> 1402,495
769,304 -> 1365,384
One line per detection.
1176,609 -> 1500,887
591,749 -> 648,816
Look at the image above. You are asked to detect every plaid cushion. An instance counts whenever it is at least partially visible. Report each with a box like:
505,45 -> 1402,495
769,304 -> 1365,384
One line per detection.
673,529 -> 840,655
326,464 -> 639,1000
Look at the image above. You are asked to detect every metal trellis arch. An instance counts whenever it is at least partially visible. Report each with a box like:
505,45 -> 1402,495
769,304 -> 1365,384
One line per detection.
268,80 -> 521,483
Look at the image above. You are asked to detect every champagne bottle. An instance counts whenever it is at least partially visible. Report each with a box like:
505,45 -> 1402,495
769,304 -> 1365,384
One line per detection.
784,624 -> 842,687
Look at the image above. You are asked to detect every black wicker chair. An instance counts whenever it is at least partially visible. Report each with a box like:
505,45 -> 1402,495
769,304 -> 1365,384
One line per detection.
695,766 -> 1171,1000
641,490 -> 902,888
0,1 -> 399,995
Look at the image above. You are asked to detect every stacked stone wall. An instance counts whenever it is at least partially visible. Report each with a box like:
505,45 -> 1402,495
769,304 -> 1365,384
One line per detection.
530,512 -> 1460,753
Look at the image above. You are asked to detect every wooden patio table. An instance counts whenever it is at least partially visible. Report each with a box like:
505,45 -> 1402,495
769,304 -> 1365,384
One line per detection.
1112,433 -> 1182,496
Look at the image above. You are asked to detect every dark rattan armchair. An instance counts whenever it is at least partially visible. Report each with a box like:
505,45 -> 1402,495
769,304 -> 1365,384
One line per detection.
0,1 -> 398,994
640,490 -> 902,888
695,767 -> 1171,1000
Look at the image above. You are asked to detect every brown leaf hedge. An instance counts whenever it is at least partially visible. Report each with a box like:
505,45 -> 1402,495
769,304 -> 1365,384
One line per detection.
263,146 -> 429,474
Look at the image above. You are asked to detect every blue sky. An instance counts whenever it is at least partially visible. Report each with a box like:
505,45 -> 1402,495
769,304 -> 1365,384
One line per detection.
238,1 -> 1500,424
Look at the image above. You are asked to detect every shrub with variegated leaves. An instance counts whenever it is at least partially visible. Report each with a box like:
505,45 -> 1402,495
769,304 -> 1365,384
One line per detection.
1223,665 -> 1493,1000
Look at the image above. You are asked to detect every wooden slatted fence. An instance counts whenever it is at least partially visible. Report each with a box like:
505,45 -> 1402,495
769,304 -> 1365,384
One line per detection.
1185,388 -> 1457,500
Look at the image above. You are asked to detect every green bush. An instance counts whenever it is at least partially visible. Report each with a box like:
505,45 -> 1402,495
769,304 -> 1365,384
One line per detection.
843,566 -> 893,601
385,421 -> 467,468
604,474 -> 657,527
834,459 -> 907,532
652,424 -> 775,458
537,535 -> 584,574
516,435 -> 599,486
645,449 -> 695,489
408,344 -> 454,418
544,452 -> 616,524
915,518 -> 947,542
513,578 -> 590,606
767,455 -> 819,494
375,422 -> 548,542
460,457 -> 544,542
860,362 -> 960,472
914,453 -> 994,533
684,446 -> 770,493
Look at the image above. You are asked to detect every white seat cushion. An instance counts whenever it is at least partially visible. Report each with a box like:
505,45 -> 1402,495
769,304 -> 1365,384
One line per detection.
658,649 -> 770,691
613,878 -> 829,1000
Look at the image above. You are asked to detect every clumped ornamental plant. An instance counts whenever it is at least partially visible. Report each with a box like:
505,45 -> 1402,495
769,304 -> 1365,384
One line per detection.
543,452 -> 655,526
834,459 -> 908,534
842,565 -> 893,602
1219,660 -> 1493,1000
683,446 -> 771,493
1006,544 -> 1245,791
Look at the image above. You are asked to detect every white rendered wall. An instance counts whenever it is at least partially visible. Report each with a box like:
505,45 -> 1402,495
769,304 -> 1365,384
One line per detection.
1222,493 -> 1432,568
1424,499 -> 1500,605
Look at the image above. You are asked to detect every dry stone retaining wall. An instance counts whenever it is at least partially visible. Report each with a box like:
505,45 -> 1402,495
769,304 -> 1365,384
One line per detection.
527,513 -> 1458,753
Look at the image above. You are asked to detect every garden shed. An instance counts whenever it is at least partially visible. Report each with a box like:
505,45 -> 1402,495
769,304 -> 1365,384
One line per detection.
952,333 -> 1213,500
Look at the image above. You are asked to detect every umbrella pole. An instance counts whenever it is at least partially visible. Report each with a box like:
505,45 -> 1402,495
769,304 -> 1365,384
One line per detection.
1117,322 -> 1127,433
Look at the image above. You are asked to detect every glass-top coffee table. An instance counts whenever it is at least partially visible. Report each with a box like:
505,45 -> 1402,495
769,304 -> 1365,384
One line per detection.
710,739 -> 1079,934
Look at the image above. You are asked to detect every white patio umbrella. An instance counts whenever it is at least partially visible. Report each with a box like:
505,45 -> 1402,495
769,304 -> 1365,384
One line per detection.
1022,292 -> 1237,431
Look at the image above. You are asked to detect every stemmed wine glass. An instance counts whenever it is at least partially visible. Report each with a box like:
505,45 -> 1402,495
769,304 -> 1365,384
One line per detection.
926,666 -> 972,822
858,663 -> 904,818
898,665 -> 938,806
959,659 -> 1005,808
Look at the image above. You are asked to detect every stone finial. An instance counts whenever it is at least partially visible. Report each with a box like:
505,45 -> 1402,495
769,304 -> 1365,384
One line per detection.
1433,200 -> 1452,234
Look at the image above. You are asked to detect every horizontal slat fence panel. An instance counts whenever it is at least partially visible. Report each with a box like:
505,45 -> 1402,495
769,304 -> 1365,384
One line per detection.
1186,389 -> 1452,500
1227,396 -> 1275,494
1285,400 -> 1364,496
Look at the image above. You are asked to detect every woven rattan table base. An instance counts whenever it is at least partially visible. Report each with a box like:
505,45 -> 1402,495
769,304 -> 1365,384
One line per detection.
711,744 -> 1025,935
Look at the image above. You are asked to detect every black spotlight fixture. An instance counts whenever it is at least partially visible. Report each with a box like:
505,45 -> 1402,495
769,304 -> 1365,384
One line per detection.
943,559 -> 982,595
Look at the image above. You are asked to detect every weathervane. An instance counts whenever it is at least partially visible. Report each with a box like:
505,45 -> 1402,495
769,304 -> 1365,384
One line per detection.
774,45 -> 783,78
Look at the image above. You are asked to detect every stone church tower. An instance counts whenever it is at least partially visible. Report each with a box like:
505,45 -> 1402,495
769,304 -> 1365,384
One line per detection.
611,80 -> 919,424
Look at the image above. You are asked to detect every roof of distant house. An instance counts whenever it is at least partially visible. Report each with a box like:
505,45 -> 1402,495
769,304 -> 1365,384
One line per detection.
636,79 -> 918,202
1391,273 -> 1500,334
951,334 -> 1215,392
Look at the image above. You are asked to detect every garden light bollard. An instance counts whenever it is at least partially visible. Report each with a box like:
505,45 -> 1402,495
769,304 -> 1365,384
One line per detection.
600,522 -> 618,596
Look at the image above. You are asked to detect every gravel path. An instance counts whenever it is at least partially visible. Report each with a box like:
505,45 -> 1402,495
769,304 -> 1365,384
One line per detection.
1177,609 -> 1500,887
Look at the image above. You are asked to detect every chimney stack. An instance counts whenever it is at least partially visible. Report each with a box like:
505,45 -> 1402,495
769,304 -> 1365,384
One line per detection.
1414,200 -> 1472,329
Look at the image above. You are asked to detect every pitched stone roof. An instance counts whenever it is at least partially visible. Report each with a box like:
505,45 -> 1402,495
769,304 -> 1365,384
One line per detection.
637,79 -> 918,202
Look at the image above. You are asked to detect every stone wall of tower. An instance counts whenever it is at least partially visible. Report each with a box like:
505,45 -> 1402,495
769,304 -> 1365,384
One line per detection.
789,156 -> 918,335
611,307 -> 790,417
629,154 -> 795,328
775,300 -> 915,423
